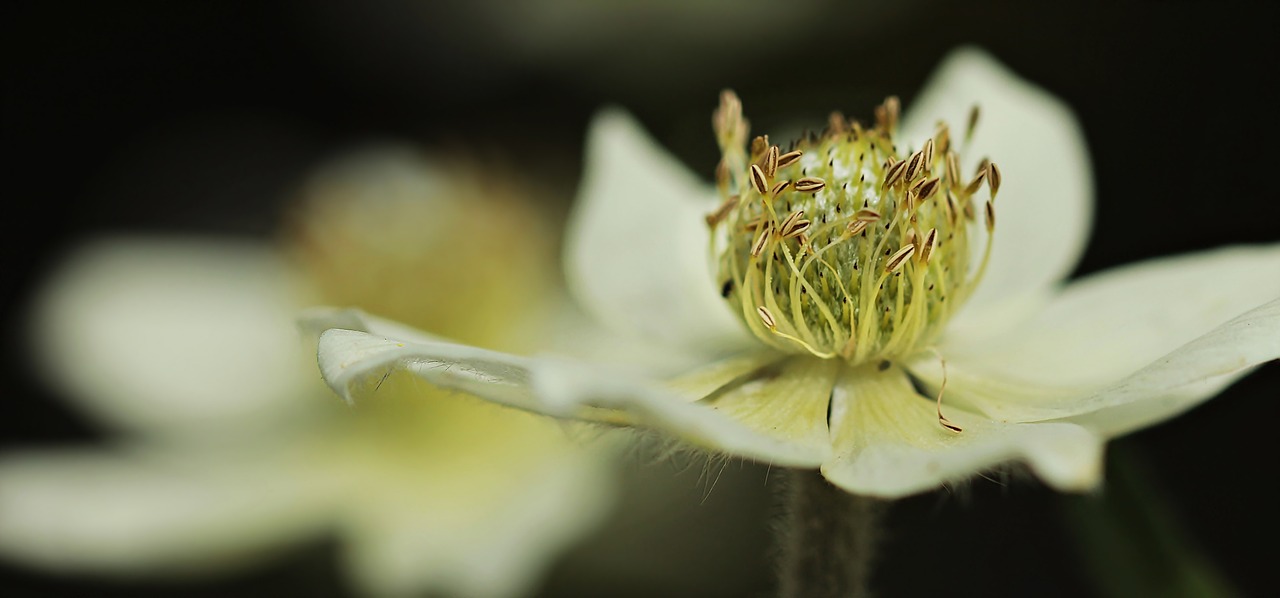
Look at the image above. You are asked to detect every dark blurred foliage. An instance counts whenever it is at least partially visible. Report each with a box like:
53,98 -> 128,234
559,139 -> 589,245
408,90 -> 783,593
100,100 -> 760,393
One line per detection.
3,1 -> 1277,597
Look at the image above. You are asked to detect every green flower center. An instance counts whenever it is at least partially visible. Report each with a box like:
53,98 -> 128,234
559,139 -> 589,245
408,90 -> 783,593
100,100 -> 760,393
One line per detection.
709,92 -> 997,365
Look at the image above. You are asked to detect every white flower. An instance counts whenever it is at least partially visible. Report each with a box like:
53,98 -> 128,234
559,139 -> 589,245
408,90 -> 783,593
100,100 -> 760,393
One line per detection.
309,49 -> 1279,499
0,149 -> 617,598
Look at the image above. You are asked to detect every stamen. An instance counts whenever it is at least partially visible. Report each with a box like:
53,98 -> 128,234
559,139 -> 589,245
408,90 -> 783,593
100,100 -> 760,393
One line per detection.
986,161 -> 1002,199
713,94 -> 997,366
944,152 -> 961,189
965,104 -> 980,141
750,225 -> 771,257
777,150 -> 804,168
705,195 -> 738,227
929,348 -> 963,433
885,244 -> 916,273
763,145 -> 780,179
794,177 -> 826,193
918,228 -> 938,265
964,169 -> 987,195
750,164 -> 768,195
757,306 -> 777,329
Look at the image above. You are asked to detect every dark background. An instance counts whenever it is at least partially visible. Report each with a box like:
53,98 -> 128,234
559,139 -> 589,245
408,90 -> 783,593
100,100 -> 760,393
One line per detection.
4,1 -> 1277,596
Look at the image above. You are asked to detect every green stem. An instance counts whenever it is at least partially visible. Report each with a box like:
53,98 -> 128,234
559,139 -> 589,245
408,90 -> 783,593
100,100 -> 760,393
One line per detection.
777,468 -> 884,598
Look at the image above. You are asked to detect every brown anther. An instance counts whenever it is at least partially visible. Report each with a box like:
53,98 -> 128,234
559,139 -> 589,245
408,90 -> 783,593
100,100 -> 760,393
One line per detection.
750,225 -> 771,257
763,145 -> 780,179
882,159 -> 908,189
777,150 -> 803,168
749,164 -> 768,195
794,177 -> 826,193
985,201 -> 996,232
944,191 -> 959,225
704,195 -> 738,227
878,96 -> 901,132
944,151 -> 961,188
964,169 -> 987,196
934,123 -> 951,154
750,135 -> 769,158
846,220 -> 868,236
986,161 -> 1002,199
919,228 -> 938,264
921,138 -> 935,169
828,111 -> 849,134
911,177 -> 941,202
782,218 -> 811,239
963,199 -> 976,221
885,244 -> 916,273
904,150 -> 926,182
965,104 -> 980,141
854,208 -> 881,222
779,210 -> 805,233
756,306 -> 777,329
769,179 -> 792,196
713,90 -> 744,138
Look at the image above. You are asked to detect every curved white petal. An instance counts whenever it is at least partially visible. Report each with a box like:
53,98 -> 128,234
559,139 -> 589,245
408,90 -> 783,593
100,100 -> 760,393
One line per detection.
31,237 -> 315,434
317,328 -> 825,466
1068,298 -> 1278,435
901,47 -> 1094,341
912,245 -> 1280,433
821,365 -> 1102,498
564,109 -> 753,354
0,446 -> 334,574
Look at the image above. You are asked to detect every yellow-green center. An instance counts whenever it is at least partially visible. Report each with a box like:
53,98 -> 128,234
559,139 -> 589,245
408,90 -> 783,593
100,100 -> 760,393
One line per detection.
709,92 -> 997,365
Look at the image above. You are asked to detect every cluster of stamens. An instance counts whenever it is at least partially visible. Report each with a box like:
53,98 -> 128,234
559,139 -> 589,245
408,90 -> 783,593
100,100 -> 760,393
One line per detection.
708,91 -> 999,369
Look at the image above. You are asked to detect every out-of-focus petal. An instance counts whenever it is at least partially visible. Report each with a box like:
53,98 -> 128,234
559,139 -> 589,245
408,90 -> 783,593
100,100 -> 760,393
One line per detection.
31,237 -> 315,434
332,386 -> 617,598
821,365 -> 1102,498
911,246 -> 1280,434
564,109 -> 753,355
900,47 -> 1094,341
0,446 -> 334,574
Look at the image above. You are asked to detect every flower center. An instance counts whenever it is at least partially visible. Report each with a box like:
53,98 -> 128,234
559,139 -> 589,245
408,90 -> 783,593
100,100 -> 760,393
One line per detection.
709,92 -> 997,364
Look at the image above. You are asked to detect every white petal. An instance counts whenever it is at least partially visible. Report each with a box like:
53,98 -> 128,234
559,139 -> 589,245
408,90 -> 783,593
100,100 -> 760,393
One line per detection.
693,357 -> 838,461
901,47 -> 1094,340
564,109 -> 753,354
318,329 -> 826,466
821,365 -> 1102,498
1069,298 -> 1279,435
0,446 -> 334,574
30,237 -> 315,434
337,436 -> 616,598
913,245 -> 1280,433
318,329 -> 541,411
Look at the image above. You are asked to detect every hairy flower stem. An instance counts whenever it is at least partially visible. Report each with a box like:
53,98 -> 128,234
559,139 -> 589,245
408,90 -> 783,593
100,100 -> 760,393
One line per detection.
777,468 -> 884,598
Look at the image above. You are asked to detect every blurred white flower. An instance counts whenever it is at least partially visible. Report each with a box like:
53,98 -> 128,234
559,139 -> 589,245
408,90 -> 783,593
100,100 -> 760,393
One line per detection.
310,48 -> 1279,499
0,148 -> 617,598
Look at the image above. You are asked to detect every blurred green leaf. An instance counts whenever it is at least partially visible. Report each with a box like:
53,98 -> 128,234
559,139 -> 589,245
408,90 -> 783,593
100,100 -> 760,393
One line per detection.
1060,446 -> 1238,598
